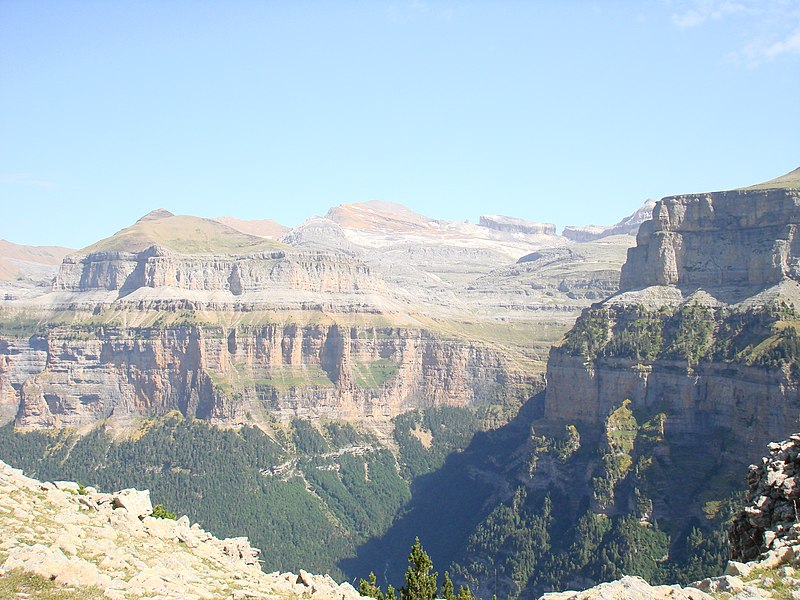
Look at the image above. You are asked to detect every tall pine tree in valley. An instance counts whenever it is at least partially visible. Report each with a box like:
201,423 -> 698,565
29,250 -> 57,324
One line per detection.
401,538 -> 437,600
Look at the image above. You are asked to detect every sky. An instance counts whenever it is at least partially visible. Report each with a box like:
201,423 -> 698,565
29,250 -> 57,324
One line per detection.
1,0 -> 799,249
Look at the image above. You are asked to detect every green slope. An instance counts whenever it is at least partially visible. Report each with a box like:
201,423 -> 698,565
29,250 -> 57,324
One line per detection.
83,210 -> 288,255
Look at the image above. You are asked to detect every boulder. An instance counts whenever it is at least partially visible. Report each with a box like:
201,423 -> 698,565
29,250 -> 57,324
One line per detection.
111,488 -> 152,520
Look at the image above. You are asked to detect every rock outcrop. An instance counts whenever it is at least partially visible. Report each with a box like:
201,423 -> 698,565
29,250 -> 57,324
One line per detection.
730,433 -> 800,562
0,458 -> 361,599
620,188 -> 800,290
478,215 -> 556,236
562,200 -> 656,243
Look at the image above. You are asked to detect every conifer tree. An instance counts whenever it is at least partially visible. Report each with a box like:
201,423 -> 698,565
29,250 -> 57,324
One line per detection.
359,571 -> 384,600
441,571 -> 455,600
401,537 -> 438,600
456,585 -> 474,600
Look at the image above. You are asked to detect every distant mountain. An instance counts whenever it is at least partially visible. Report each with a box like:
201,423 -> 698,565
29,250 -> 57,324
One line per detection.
81,208 -> 286,255
0,239 -> 72,281
562,199 -> 656,242
214,216 -> 289,239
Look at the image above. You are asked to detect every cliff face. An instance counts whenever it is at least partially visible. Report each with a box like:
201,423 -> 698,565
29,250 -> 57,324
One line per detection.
546,184 -> 800,458
478,215 -> 556,236
1,324 -> 530,430
620,188 -> 800,290
54,246 -> 378,296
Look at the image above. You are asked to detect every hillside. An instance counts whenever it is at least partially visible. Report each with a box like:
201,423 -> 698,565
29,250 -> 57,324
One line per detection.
0,457 -> 361,599
81,210 -> 287,255
213,216 -> 288,239
0,239 -> 72,286
741,166 -> 800,191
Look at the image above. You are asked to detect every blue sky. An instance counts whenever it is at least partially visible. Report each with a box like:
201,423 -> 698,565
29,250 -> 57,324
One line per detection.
1,0 -> 799,249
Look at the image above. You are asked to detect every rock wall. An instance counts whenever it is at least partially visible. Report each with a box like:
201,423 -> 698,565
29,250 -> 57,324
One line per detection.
620,188 -> 800,291
545,350 -> 800,457
0,324 -> 531,430
545,185 -> 800,465
54,245 -> 379,295
478,215 -> 556,236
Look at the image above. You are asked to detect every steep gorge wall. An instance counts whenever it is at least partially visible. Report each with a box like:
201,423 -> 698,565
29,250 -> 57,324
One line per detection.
545,351 -> 800,455
0,324 -> 531,430
546,186 -> 800,458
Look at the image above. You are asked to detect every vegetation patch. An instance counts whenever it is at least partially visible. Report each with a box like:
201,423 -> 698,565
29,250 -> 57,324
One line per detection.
352,359 -> 400,388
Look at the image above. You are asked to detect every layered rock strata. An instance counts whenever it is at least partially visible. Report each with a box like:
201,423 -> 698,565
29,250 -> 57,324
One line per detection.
620,188 -> 800,290
54,246 -> 378,296
0,458 -> 361,599
1,324 -> 528,430
546,184 -> 800,459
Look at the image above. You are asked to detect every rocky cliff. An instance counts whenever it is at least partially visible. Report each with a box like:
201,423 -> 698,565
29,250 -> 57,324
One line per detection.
0,200 -> 645,432
0,458 -> 361,599
620,188 -> 800,290
406,168 -> 800,599
478,215 -> 556,236
1,323 -> 529,430
547,173 -> 800,460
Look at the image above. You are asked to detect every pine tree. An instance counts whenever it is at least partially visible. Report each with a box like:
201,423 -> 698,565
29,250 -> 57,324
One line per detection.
359,571 -> 384,600
456,585 -> 474,600
401,537 -> 438,600
387,585 -> 397,600
441,571 -> 455,600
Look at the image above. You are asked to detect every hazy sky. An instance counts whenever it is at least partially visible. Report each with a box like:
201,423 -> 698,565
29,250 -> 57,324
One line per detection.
2,0 -> 799,248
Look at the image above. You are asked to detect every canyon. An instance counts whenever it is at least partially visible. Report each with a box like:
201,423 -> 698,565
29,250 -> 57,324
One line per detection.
0,200 -> 643,432
3,167 -> 800,598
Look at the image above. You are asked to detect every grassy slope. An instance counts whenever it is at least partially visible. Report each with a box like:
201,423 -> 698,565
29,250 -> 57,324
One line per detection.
740,166 -> 800,191
82,214 -> 288,255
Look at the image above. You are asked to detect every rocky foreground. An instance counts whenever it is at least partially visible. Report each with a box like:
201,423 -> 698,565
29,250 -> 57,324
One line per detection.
0,459 -> 360,599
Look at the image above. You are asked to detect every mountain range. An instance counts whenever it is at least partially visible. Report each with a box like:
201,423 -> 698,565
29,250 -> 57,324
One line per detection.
2,167 -> 800,598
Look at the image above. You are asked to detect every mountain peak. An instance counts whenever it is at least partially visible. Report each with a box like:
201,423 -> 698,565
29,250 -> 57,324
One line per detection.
136,208 -> 175,223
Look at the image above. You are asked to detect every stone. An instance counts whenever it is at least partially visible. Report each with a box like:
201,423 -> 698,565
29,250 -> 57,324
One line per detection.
112,488 -> 152,520
538,576 -> 714,599
725,561 -> 753,577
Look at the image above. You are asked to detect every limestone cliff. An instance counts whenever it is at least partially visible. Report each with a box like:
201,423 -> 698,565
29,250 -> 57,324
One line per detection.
620,188 -> 800,290
547,171 -> 800,460
1,323 -> 530,430
0,202 -> 640,432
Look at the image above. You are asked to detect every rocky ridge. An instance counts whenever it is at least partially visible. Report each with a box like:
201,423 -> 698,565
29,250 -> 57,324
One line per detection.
562,200 -> 657,243
0,458 -> 361,599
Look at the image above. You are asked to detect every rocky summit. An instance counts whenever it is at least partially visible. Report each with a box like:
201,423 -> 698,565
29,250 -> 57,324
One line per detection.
0,458 -> 360,599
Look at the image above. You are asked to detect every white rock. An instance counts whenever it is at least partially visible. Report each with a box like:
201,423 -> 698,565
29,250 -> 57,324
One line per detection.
112,488 -> 152,519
